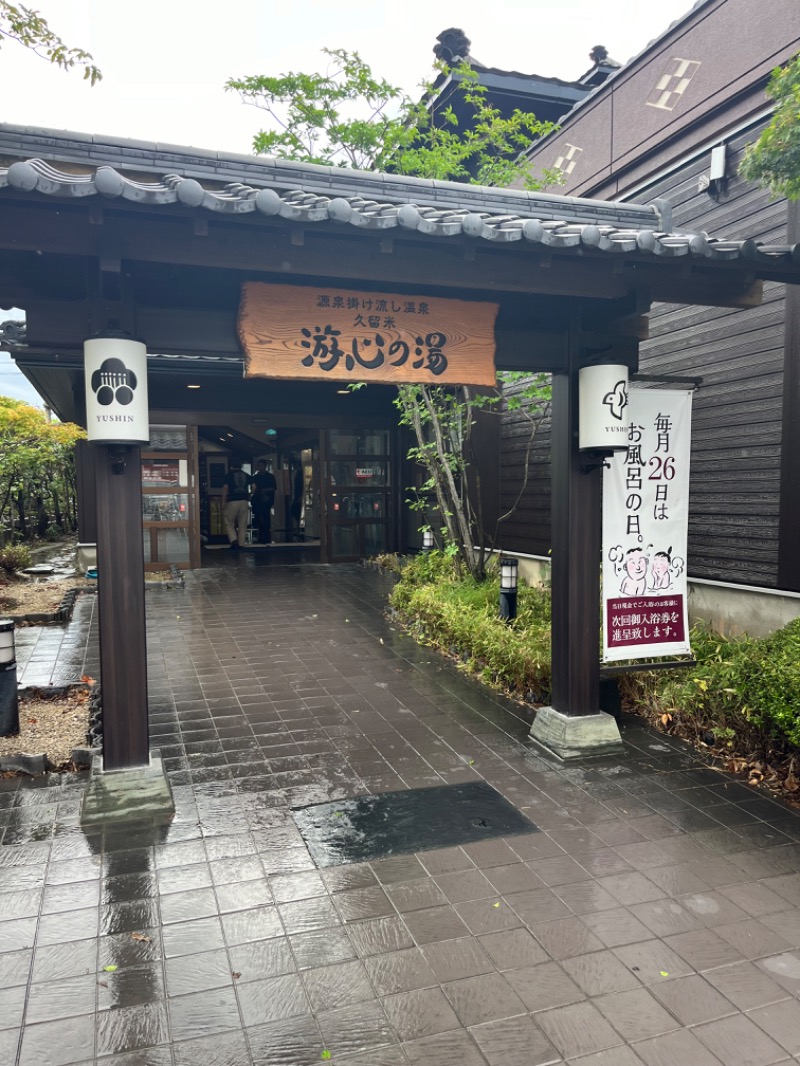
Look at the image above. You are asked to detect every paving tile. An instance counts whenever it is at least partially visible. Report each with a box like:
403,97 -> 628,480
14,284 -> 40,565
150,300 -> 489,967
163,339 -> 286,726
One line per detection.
303,960 -> 373,1012
95,1001 -> 170,1056
663,927 -> 746,971
441,971 -> 526,1026
403,905 -> 470,945
470,1013 -> 560,1066
504,960 -> 586,1011
165,948 -> 236,996
593,986 -> 679,1041
692,1013 -> 787,1066
334,885 -> 395,922
18,1015 -> 94,1066
632,1027 -> 727,1066
477,927 -> 549,970
581,907 -> 652,948
755,951 -> 800,992
535,1000 -> 623,1058
348,916 -> 414,958
530,917 -> 605,960
562,949 -> 642,995
417,847 -> 474,876
704,961 -> 791,1010
0,985 -> 25,1031
364,947 -> 437,996
612,939 -> 694,984
382,986 -> 461,1041
173,1030 -> 253,1066
455,896 -> 523,934
565,1046 -> 646,1066
650,973 -> 737,1025
747,997 -> 800,1055
714,917 -> 794,959
422,936 -> 495,982
236,972 -> 309,1026
96,962 -> 166,1012
434,868 -> 495,903
246,1013 -> 322,1066
223,904 -> 284,943
403,1028 -> 488,1066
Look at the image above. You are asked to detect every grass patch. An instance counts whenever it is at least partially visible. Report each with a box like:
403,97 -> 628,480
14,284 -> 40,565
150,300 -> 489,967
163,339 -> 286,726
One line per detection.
390,551 -> 551,703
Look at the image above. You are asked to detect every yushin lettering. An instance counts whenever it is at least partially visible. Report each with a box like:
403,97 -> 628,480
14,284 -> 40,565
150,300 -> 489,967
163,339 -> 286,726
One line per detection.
96,415 -> 134,422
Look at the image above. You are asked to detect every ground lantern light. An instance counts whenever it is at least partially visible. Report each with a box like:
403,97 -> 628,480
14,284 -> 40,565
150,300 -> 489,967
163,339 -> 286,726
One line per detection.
422,529 -> 434,551
0,619 -> 19,737
499,557 -> 519,622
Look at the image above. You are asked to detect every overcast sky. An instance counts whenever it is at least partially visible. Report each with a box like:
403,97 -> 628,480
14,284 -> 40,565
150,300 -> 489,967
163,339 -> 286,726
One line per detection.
0,0 -> 695,406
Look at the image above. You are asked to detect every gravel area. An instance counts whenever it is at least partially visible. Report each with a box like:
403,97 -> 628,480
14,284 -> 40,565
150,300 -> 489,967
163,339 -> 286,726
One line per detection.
0,577 -> 92,617
0,689 -> 91,767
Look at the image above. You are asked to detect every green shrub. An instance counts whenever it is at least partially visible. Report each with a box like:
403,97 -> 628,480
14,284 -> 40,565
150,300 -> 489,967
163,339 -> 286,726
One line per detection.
621,619 -> 800,753
0,543 -> 32,574
392,555 -> 800,757
390,552 -> 552,701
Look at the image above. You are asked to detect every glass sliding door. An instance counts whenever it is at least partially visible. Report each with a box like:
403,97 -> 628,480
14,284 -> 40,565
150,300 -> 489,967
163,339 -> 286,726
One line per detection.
323,428 -> 392,561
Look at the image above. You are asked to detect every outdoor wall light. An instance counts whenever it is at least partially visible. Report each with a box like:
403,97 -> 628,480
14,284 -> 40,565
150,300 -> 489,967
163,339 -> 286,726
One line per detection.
422,529 -> 434,551
578,363 -> 630,452
0,619 -> 19,738
499,557 -> 519,622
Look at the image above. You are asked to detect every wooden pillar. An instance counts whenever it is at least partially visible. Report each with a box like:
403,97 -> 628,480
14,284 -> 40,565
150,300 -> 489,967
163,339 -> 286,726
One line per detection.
549,358 -> 602,717
94,444 -> 150,769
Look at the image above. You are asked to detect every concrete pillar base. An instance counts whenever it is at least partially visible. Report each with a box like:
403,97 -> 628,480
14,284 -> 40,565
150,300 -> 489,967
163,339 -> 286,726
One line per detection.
529,706 -> 624,760
80,748 -> 175,825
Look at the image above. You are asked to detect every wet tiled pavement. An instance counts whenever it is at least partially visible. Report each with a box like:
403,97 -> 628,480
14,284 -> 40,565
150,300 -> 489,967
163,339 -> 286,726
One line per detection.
15,593 -> 99,688
2,558 -> 800,1065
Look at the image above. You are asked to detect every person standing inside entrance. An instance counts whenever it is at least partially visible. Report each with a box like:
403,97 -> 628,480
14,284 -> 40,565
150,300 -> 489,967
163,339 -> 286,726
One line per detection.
251,458 -> 276,544
221,457 -> 253,550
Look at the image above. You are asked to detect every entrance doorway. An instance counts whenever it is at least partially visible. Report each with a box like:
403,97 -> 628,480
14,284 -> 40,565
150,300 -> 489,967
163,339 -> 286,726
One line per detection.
196,422 -> 398,563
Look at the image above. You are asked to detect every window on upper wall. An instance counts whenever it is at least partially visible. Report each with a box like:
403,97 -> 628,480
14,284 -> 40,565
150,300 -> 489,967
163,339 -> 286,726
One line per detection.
646,58 -> 701,111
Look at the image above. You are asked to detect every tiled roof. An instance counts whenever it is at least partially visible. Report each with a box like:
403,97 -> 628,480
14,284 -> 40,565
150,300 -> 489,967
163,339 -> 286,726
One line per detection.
0,125 -> 798,276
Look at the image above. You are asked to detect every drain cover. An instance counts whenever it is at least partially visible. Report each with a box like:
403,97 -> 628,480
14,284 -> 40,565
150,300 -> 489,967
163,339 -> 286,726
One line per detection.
292,781 -> 538,867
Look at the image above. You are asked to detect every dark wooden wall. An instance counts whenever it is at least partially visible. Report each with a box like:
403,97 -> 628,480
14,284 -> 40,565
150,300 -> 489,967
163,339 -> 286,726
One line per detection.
499,124 -> 789,587
638,128 -> 786,587
498,377 -> 552,556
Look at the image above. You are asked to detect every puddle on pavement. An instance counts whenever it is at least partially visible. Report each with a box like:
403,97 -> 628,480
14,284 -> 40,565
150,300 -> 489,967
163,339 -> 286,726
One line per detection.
292,781 -> 538,867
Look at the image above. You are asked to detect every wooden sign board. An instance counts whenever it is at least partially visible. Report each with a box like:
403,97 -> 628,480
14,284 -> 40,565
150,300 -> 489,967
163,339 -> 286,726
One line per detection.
239,282 -> 498,387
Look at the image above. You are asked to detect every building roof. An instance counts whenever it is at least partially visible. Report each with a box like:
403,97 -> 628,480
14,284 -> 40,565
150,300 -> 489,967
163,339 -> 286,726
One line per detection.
1,125 -> 799,280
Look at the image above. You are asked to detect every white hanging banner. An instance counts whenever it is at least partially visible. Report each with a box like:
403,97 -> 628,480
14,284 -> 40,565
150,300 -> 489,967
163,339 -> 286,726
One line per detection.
602,388 -> 693,662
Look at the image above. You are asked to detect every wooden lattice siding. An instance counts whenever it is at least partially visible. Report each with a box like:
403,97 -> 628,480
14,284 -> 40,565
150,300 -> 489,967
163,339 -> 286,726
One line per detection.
639,127 -> 786,587
498,125 -> 788,587
498,378 -> 552,556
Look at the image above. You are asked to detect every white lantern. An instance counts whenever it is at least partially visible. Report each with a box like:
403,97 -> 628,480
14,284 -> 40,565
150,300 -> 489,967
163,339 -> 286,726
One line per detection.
0,619 -> 15,666
578,364 -> 630,451
422,529 -> 434,550
84,335 -> 150,445
499,557 -> 518,592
